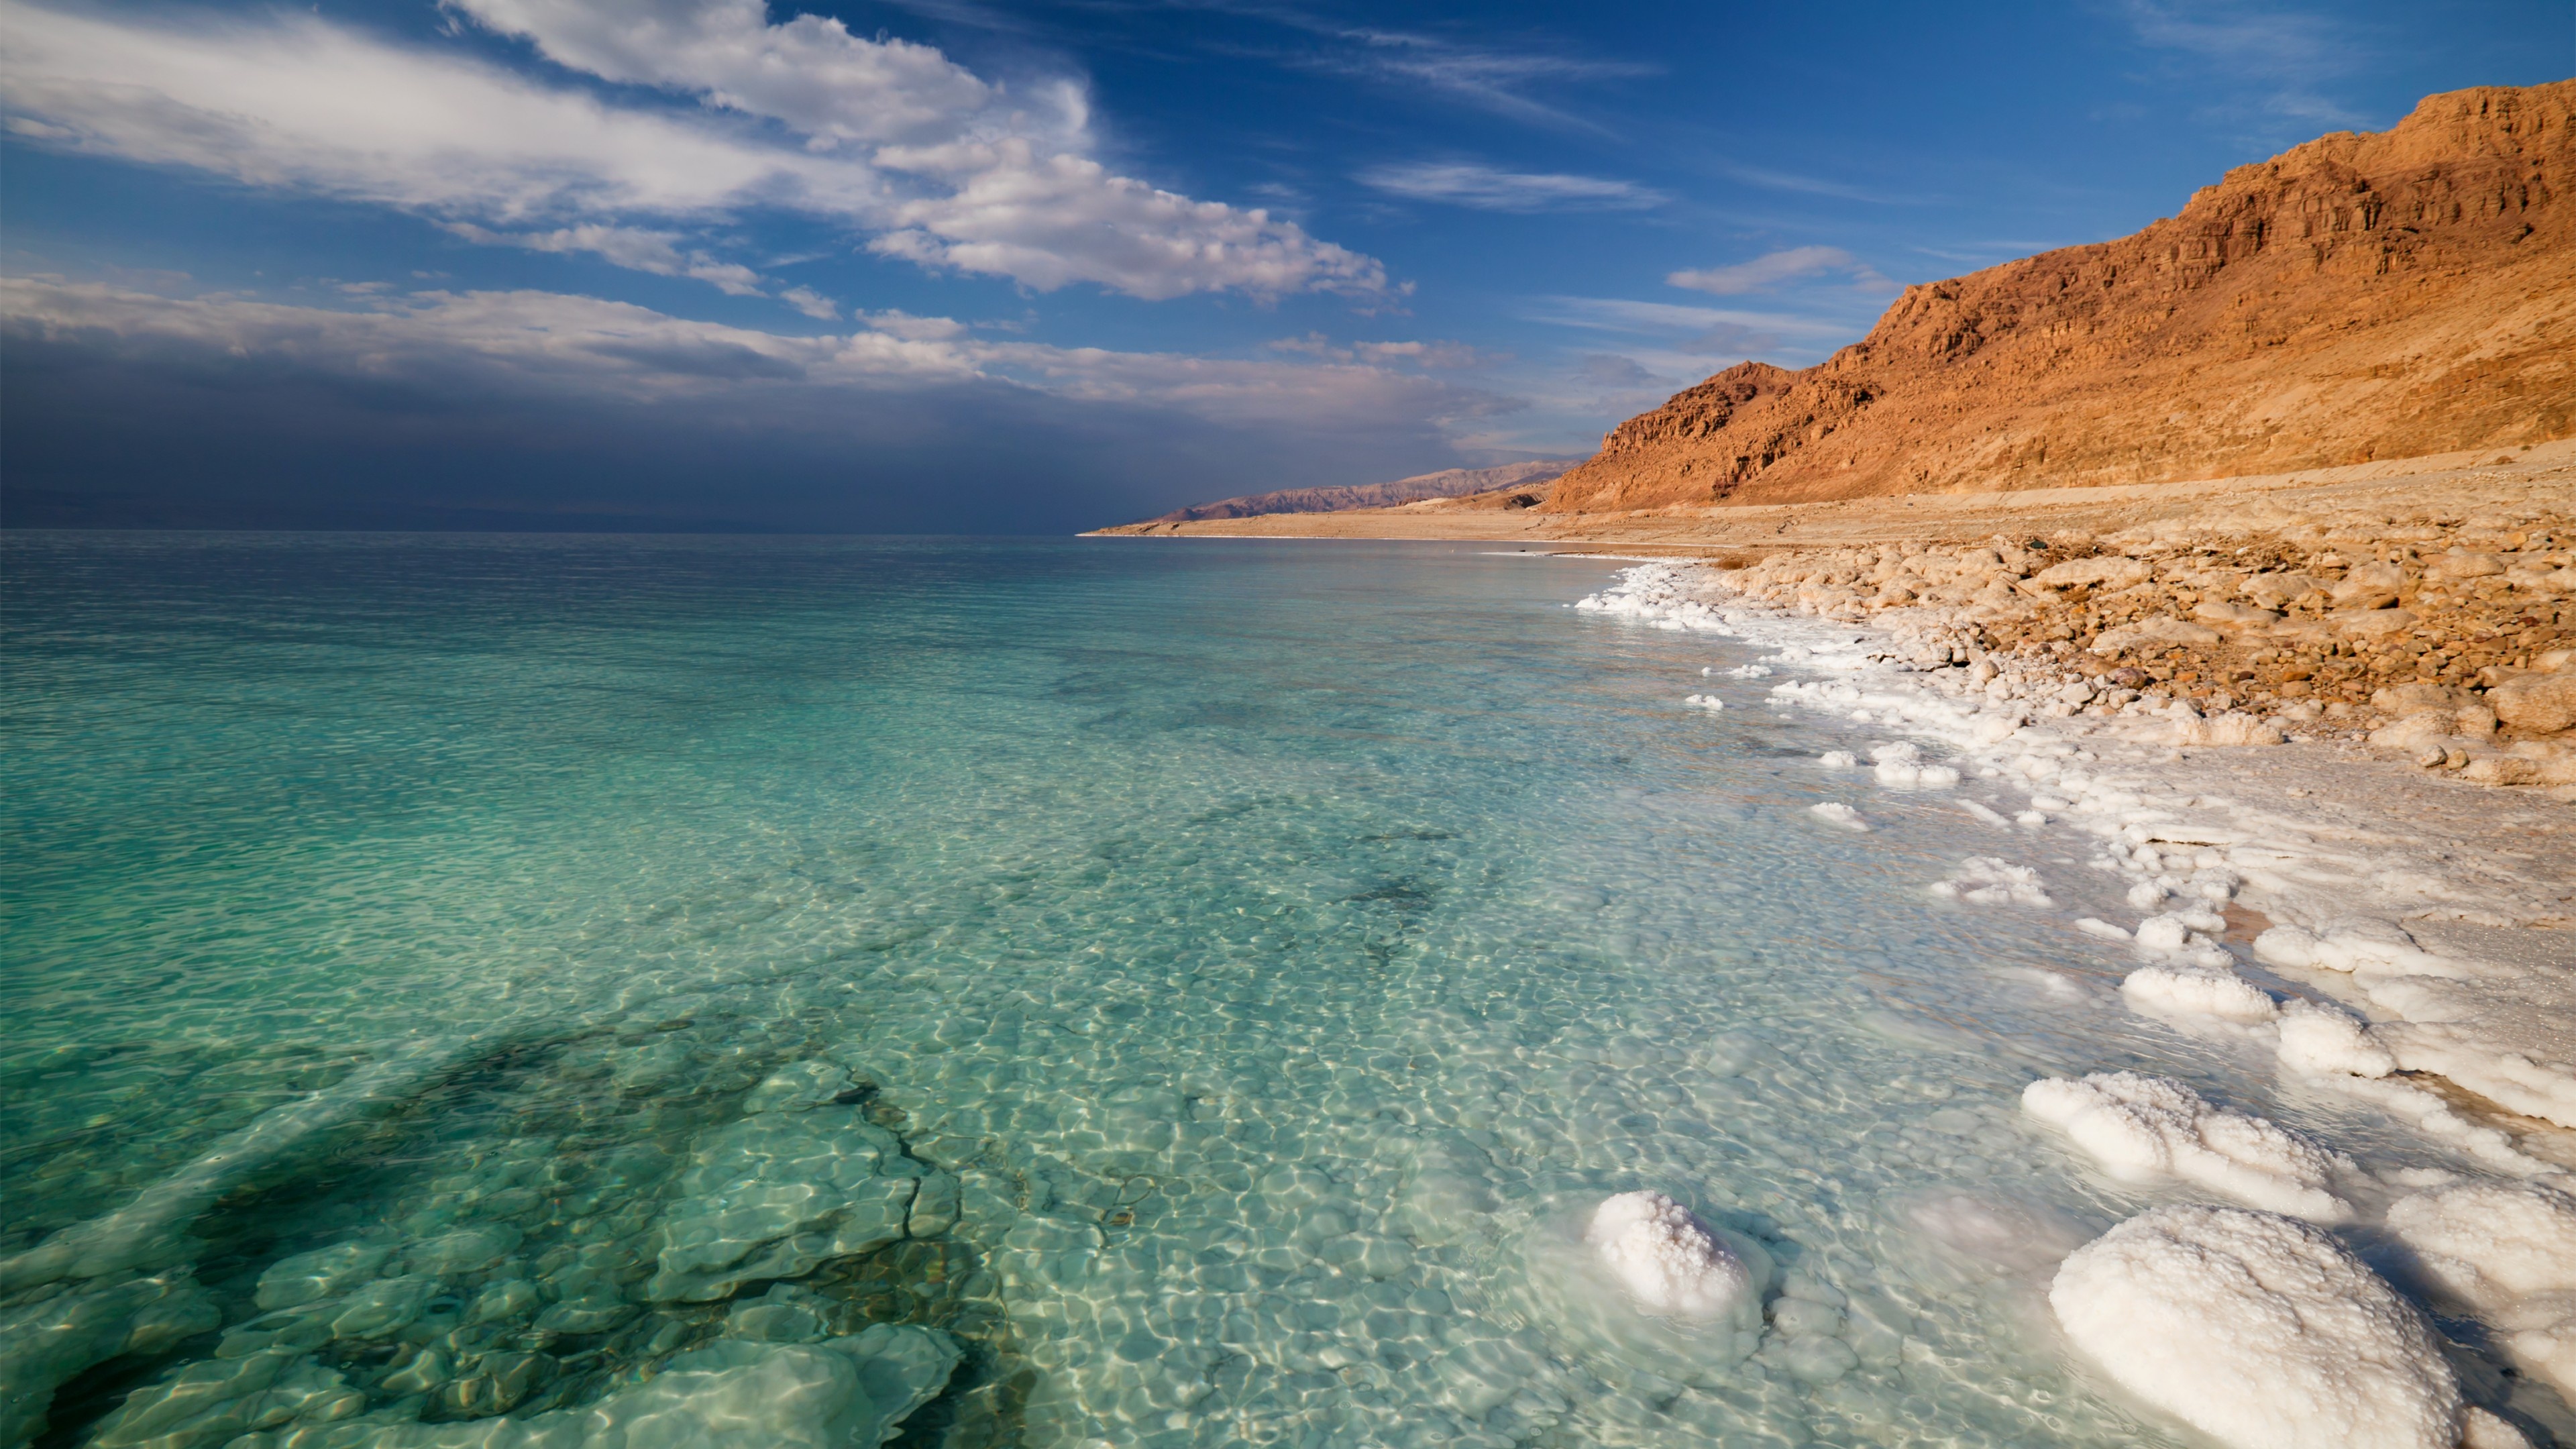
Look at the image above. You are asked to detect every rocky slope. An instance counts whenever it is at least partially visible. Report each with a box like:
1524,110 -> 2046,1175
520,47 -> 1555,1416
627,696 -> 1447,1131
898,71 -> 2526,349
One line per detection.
1110,459 -> 1582,529
1548,81 -> 2575,515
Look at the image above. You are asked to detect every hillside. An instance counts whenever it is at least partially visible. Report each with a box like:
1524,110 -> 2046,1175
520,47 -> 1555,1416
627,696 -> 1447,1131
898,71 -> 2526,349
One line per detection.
1546,81 -> 2575,515
1112,460 -> 1582,528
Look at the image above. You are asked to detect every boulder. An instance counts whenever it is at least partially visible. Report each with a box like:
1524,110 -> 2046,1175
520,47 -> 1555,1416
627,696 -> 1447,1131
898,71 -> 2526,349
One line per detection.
2492,672 -> 2576,734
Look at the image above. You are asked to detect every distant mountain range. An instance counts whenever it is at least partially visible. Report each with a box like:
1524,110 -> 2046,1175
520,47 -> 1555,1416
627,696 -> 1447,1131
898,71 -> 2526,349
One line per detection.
1128,460 -> 1586,524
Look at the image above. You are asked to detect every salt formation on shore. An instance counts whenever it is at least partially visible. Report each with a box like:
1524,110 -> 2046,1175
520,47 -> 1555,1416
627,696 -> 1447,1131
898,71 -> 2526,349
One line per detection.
1575,561 -> 2575,1148
2386,1181 -> 2576,1400
2049,1205 -> 2473,1449
2021,1073 -> 2351,1222
1584,1191 -> 1752,1322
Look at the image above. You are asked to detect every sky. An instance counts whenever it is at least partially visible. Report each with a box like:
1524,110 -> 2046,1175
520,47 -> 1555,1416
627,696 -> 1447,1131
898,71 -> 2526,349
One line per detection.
2,1 -> 2565,532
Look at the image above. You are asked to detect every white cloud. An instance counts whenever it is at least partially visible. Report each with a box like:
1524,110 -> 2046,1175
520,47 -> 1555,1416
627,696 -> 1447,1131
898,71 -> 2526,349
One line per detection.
1667,246 -> 1894,297
0,0 -> 1385,302
447,0 -> 1001,146
1,276 -> 1499,433
873,140 -> 1383,300
1356,162 -> 1662,213
1265,333 -> 1487,368
2116,1 -> 2373,131
447,223 -> 768,294
779,286 -> 837,319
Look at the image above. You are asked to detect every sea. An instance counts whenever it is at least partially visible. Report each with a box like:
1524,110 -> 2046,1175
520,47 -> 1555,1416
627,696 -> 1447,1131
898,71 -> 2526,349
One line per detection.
1,533 -> 2363,1448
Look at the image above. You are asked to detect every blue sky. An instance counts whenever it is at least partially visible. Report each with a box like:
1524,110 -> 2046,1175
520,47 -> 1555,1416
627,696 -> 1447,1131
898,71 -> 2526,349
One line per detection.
2,0 -> 2565,531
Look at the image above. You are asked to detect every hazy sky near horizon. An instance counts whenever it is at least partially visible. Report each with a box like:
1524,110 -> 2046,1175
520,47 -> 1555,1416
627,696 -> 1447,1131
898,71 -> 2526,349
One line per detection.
3,0 -> 2564,531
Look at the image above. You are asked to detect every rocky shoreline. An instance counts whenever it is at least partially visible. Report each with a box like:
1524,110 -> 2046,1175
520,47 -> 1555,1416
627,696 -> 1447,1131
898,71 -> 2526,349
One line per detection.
1669,460 -> 2576,795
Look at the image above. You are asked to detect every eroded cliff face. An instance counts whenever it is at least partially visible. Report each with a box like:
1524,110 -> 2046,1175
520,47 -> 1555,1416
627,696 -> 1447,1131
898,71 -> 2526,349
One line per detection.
1547,82 -> 2575,515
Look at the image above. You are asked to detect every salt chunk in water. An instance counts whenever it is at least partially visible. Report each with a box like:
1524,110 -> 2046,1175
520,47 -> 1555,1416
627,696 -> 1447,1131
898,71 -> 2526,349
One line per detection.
1683,694 -> 1725,710
1585,1191 -> 1752,1322
1810,802 -> 1869,831
2022,1072 -> 2347,1222
2387,1181 -> 2576,1399
1818,751 -> 1858,768
2051,1205 -> 2463,1449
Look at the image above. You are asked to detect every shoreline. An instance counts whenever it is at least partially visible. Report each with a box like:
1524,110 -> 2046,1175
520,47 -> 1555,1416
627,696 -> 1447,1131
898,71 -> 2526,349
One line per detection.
1574,561 -> 2575,1177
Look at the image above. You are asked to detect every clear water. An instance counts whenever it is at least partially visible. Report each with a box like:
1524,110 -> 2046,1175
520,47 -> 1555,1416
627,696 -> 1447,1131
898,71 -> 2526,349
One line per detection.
0,535 -> 2407,1448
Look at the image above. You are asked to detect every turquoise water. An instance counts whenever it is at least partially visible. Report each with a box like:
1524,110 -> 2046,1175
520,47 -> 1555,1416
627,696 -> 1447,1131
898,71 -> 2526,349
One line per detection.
1,535 -> 2386,1448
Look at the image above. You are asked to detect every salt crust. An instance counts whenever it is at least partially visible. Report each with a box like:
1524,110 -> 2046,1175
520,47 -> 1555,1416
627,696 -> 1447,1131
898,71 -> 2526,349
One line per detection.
2050,1205 -> 2464,1449
1929,857 -> 2050,906
2021,1073 -> 2352,1222
2385,1181 -> 2576,1400
1585,1191 -> 1753,1322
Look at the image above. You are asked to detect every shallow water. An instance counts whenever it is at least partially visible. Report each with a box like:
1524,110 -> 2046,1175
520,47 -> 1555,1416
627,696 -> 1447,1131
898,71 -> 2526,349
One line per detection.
0,535 -> 2482,1448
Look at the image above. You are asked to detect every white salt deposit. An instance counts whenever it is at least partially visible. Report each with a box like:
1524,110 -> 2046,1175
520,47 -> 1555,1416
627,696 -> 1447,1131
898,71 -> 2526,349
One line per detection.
2121,965 -> 2281,1026
2076,918 -> 2131,941
2273,1001 -> 2396,1079
1683,693 -> 1725,710
1929,857 -> 2051,906
2021,1073 -> 2348,1222
1584,1191 -> 1754,1322
1818,750 -> 1857,768
2049,1205 -> 2465,1449
1809,801 -> 1868,830
2386,1181 -> 2576,1399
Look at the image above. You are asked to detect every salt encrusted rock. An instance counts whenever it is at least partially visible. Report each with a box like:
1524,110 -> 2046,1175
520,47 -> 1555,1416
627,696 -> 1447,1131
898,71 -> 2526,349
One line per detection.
1585,1191 -> 1752,1321
2051,1205 -> 2463,1449
2386,1181 -> 2576,1399
227,1326 -> 961,1449
2022,1073 -> 2348,1222
647,1106 -> 918,1302
2491,671 -> 2576,734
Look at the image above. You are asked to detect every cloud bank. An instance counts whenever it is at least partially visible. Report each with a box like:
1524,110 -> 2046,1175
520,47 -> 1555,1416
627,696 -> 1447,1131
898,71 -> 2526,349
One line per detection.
0,0 -> 1386,303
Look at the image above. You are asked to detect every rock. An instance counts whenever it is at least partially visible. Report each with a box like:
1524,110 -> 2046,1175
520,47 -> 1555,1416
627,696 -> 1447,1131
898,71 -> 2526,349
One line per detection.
2194,601 -> 2282,626
2035,556 -> 2151,590
2369,713 -> 2461,753
2180,712 -> 2288,747
2371,683 -> 2459,714
2330,561 -> 2406,610
0,1271 -> 220,1449
2422,551 -> 2506,580
2241,573 -> 2326,608
2493,672 -> 2576,734
254,1244 -> 391,1312
2333,608 -> 2418,639
2093,616 -> 2225,653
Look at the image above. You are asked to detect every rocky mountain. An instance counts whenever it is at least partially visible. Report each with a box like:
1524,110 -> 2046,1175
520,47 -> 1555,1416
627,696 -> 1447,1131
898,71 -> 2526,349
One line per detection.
1132,460 -> 1585,524
1547,82 -> 2574,515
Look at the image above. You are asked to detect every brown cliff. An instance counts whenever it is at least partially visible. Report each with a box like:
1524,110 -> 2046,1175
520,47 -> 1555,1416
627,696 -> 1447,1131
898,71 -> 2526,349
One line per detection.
1547,81 -> 2576,515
